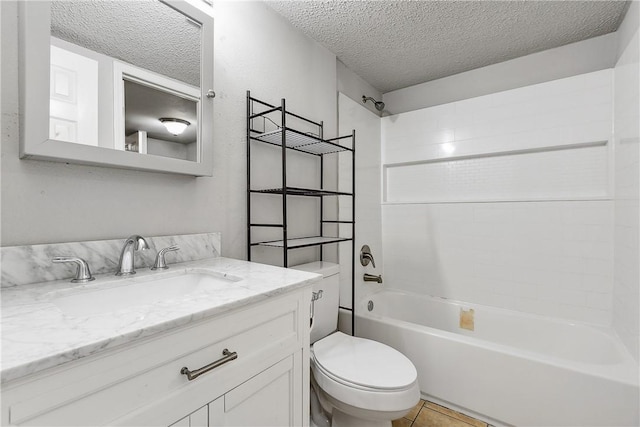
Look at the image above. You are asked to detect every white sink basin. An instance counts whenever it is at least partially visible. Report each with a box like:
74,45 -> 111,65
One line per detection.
50,271 -> 242,317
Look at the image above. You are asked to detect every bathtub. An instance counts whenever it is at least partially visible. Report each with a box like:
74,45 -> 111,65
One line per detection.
356,290 -> 639,426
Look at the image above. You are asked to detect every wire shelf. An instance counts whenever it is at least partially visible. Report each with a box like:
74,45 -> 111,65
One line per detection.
252,128 -> 352,155
255,236 -> 353,249
251,187 -> 353,197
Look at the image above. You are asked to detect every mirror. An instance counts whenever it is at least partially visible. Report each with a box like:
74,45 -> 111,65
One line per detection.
19,0 -> 213,176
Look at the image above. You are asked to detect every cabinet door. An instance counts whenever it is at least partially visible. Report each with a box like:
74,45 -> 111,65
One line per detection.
169,405 -> 207,427
210,355 -> 302,427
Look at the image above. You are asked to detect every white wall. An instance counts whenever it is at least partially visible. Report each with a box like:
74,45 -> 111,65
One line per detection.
613,1 -> 640,363
381,71 -> 615,326
1,1 -> 337,263
146,138 -> 195,161
337,60 -> 383,117
383,33 -> 617,115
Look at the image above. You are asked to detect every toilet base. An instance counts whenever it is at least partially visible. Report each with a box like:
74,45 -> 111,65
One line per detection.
331,409 -> 391,427
311,370 -> 415,427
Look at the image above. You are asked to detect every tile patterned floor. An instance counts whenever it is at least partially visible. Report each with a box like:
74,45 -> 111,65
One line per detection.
393,399 -> 489,427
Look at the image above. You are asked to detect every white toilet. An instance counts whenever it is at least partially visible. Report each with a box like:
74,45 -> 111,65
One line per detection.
292,261 -> 420,427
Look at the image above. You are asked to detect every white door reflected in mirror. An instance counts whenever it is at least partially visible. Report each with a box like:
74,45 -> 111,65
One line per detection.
49,45 -> 98,146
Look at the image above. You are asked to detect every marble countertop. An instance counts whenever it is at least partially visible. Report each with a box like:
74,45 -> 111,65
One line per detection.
1,257 -> 320,384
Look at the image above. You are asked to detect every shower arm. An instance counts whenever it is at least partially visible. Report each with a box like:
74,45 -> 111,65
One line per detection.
361,95 -> 385,111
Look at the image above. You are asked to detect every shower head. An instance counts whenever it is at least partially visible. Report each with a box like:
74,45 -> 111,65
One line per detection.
362,95 -> 385,112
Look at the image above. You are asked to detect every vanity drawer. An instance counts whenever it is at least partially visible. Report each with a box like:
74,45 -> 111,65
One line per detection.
3,290 -> 308,426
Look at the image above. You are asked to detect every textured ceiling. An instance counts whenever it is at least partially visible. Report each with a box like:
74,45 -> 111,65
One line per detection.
51,0 -> 201,87
266,1 -> 629,93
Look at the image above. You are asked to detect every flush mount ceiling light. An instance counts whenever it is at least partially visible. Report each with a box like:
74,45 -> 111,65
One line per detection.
159,118 -> 191,135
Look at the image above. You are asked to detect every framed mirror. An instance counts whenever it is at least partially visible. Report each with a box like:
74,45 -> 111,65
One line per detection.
19,0 -> 214,176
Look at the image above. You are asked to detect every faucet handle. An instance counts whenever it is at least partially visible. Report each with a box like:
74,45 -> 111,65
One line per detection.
52,256 -> 95,283
151,245 -> 180,270
360,245 -> 376,268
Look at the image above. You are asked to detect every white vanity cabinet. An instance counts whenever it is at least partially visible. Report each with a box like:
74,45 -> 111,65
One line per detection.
172,354 -> 300,427
1,288 -> 310,427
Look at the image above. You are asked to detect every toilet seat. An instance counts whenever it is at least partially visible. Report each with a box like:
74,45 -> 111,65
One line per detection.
312,332 -> 417,391
310,332 -> 420,414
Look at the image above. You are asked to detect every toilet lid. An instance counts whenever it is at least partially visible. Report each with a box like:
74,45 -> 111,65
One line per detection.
312,332 -> 417,391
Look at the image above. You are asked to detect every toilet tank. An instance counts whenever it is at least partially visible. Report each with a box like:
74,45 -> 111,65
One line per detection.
291,261 -> 340,344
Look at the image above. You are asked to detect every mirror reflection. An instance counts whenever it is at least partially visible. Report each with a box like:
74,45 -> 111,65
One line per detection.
48,0 -> 202,160
124,81 -> 198,161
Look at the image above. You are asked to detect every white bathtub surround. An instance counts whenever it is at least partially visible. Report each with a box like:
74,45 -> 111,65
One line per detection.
357,290 -> 639,426
338,93 -> 384,323
381,70 -> 616,327
0,232 -> 220,288
384,143 -> 609,203
382,69 -> 612,203
0,257 -> 319,383
383,201 -> 614,326
613,2 -> 640,363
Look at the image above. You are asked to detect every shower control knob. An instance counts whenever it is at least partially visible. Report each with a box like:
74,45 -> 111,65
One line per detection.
360,245 -> 376,268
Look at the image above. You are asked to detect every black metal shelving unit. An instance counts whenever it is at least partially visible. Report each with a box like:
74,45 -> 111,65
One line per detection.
246,91 -> 356,332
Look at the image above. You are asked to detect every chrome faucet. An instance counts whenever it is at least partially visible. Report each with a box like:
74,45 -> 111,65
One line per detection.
116,235 -> 150,276
360,245 -> 376,268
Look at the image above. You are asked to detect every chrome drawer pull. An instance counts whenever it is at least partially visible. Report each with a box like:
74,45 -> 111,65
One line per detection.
180,349 -> 238,381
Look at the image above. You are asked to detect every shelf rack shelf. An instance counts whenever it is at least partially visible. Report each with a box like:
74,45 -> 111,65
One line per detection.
253,236 -> 353,249
247,92 -> 356,331
250,187 -> 353,197
251,128 -> 353,156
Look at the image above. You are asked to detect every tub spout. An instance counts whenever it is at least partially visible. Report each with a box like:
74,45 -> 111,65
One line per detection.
364,273 -> 382,283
